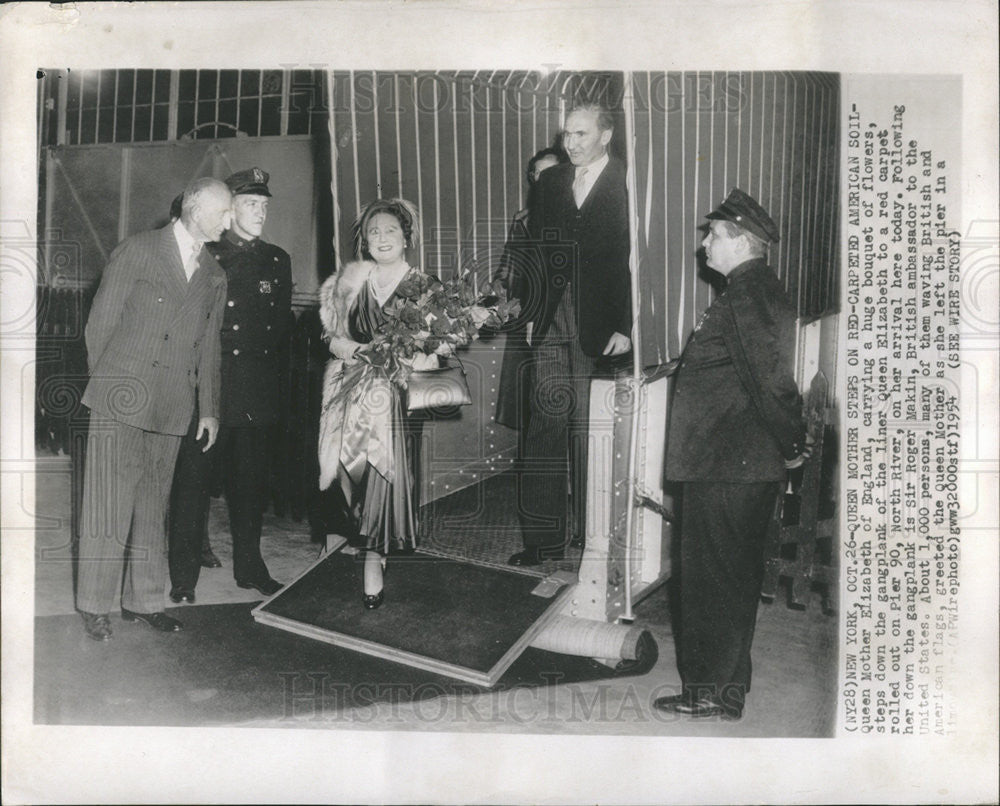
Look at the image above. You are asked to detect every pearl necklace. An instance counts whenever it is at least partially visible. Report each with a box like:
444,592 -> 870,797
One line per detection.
371,261 -> 410,305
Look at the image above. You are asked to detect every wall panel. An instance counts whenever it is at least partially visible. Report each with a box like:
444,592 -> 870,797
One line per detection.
44,146 -> 123,285
43,136 -> 322,300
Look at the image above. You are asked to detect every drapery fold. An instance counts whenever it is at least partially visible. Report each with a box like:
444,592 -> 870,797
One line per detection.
318,359 -> 396,496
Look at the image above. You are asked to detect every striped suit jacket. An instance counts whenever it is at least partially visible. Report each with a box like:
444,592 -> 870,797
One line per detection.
82,225 -> 227,436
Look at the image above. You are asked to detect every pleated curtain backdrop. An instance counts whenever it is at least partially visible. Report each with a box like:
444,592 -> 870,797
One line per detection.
629,71 -> 841,367
326,71 -> 617,280
323,70 -> 839,369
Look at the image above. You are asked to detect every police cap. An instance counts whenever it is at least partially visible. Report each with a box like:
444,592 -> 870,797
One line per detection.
706,188 -> 780,243
225,167 -> 272,197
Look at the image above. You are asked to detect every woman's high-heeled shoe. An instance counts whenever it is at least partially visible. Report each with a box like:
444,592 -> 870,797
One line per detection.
362,589 -> 384,610
361,551 -> 385,610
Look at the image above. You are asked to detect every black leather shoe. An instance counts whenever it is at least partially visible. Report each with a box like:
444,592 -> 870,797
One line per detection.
673,697 -> 742,721
237,578 -> 283,596
80,611 -> 113,642
652,693 -> 692,712
362,589 -> 384,610
200,549 -> 223,569
507,547 -> 565,567
169,588 -> 196,604
121,608 -> 183,632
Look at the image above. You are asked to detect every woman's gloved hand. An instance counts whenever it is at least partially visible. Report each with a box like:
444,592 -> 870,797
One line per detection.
328,336 -> 363,365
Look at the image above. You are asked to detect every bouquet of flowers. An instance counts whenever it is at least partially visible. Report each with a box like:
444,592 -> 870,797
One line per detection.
355,269 -> 520,387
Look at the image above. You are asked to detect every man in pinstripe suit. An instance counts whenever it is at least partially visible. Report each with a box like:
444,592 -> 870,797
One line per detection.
75,177 -> 231,641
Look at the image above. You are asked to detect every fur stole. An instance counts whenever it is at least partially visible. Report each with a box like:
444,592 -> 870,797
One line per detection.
318,260 -> 376,342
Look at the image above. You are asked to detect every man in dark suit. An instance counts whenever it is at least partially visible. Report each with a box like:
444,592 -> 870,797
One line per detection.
76,177 -> 231,640
495,145 -> 565,435
655,188 -> 810,720
506,103 -> 632,567
168,168 -> 291,602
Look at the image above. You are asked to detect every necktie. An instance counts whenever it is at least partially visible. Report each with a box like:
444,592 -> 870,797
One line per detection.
185,242 -> 202,281
573,167 -> 588,207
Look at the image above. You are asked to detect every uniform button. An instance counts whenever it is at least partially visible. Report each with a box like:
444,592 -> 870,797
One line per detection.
270,301 -> 275,307
157,297 -> 164,303
264,349 -> 269,355
152,360 -> 159,367
266,325 -> 272,331
227,300 -> 235,307
163,334 -> 169,341
232,324 -> 240,331
233,349 -> 240,356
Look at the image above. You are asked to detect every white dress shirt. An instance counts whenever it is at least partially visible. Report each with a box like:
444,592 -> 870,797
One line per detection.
572,151 -> 609,206
172,219 -> 203,281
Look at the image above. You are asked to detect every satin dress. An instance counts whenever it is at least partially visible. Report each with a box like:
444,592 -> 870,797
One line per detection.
344,277 -> 421,554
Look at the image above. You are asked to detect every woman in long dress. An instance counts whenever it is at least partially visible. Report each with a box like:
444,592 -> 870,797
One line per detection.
317,198 -> 434,609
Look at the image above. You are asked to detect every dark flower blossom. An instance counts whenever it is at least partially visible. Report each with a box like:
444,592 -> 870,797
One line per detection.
398,302 -> 423,326
356,268 -> 519,386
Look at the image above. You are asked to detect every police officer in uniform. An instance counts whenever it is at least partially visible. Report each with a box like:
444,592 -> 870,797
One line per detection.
168,167 -> 291,601
654,189 -> 811,721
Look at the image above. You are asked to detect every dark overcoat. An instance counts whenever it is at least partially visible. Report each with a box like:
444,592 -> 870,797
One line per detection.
665,258 -> 806,483
207,230 -> 293,427
495,209 -> 532,430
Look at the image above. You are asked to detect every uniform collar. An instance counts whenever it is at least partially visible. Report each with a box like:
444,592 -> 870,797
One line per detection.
223,228 -> 258,249
724,257 -> 767,285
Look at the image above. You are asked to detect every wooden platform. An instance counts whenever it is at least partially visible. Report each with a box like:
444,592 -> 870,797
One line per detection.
253,549 -> 573,687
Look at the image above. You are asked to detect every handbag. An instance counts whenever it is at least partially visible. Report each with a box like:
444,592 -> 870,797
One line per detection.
405,360 -> 472,412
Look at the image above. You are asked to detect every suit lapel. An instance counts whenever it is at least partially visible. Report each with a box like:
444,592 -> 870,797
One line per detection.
178,248 -> 223,319
578,158 -> 615,214
552,164 -> 575,214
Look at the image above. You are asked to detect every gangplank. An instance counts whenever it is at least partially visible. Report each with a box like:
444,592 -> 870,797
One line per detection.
252,367 -> 674,687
